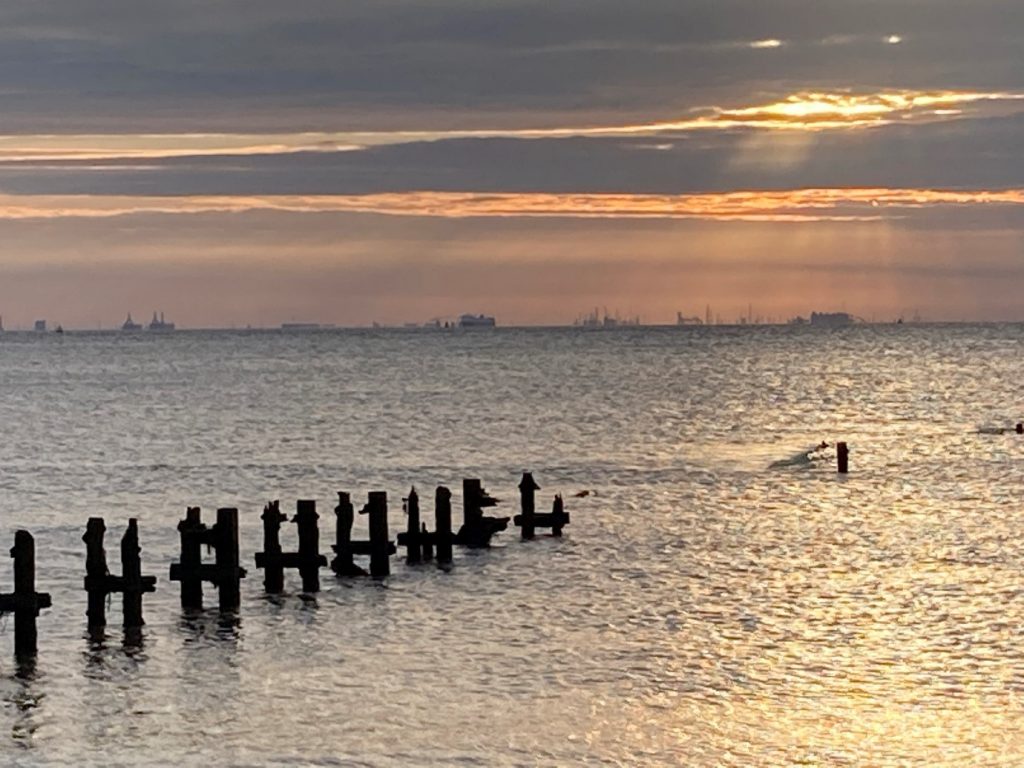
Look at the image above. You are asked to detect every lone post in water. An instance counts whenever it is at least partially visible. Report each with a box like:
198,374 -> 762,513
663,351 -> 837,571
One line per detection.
837,442 -> 849,474
0,531 -> 51,658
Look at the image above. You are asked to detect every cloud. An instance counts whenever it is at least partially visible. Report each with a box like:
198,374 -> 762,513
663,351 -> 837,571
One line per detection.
0,188 -> 1021,224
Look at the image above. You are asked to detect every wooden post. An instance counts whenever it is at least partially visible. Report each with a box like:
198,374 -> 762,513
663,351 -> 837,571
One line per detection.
331,492 -> 366,576
83,517 -> 109,627
259,500 -> 287,593
435,486 -> 453,566
120,519 -> 156,628
421,523 -> 433,561
367,492 -> 391,578
404,488 -> 422,564
463,478 -> 482,531
457,478 -> 508,548
517,472 -> 539,540
837,442 -> 849,474
0,531 -> 52,658
549,495 -> 567,536
293,499 -> 325,592
172,507 -> 206,609
214,508 -> 244,612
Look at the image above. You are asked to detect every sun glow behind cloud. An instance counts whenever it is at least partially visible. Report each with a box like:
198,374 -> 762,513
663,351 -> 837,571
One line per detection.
0,188 -> 1020,223
0,90 -> 1018,164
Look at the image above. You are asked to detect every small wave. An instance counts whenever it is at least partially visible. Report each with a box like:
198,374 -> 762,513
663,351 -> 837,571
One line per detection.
769,442 -> 830,469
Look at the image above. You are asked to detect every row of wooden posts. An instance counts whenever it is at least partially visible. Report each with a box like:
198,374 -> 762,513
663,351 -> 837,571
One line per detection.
0,474 -> 569,658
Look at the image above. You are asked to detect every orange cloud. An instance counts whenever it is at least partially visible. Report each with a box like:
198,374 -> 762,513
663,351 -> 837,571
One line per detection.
0,90 -> 1018,163
0,188 -> 1021,222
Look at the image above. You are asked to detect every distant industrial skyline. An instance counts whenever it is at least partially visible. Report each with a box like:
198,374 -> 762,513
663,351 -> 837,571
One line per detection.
1,2 -> 1023,323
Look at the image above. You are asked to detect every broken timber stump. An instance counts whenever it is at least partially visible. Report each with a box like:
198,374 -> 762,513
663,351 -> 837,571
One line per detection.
435,486 -> 454,566
255,500 -> 327,593
514,474 -> 570,538
84,518 -> 157,629
837,442 -> 849,474
0,531 -> 51,657
256,501 -> 288,592
361,492 -> 395,578
331,492 -> 367,576
456,478 -> 509,548
169,507 -> 247,612
121,519 -> 156,627
396,487 -> 426,565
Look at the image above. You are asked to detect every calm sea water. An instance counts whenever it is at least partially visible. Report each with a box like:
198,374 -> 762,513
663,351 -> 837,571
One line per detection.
1,325 -> 1024,766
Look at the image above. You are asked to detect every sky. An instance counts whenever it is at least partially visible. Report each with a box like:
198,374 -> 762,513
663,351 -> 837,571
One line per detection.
1,0 -> 1024,327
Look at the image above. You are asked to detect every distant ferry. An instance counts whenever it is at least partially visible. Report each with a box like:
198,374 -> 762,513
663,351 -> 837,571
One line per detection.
458,314 -> 496,328
281,323 -> 321,331
809,312 -> 852,327
122,313 -> 142,331
148,311 -> 176,332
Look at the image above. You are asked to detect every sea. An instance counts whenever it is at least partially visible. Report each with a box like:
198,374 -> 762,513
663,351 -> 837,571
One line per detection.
1,324 -> 1023,766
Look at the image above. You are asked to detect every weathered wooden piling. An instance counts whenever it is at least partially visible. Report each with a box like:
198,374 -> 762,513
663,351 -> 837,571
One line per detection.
456,478 -> 509,548
121,519 -> 156,628
293,500 -> 327,592
435,486 -> 454,565
365,492 -> 392,578
169,507 -> 247,611
514,473 -> 570,538
404,488 -> 422,564
171,507 -> 206,609
516,472 -> 539,539
214,508 -> 245,611
256,499 -> 326,592
0,531 -> 51,657
331,492 -> 367,576
83,517 -> 110,627
837,442 -> 849,474
396,487 -> 430,564
257,500 -> 288,592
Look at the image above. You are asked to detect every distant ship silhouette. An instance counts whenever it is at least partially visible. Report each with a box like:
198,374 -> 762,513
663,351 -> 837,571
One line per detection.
122,313 -> 142,331
148,311 -> 175,332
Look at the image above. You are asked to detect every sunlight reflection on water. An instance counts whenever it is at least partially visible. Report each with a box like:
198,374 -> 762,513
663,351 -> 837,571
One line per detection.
0,325 -> 1023,765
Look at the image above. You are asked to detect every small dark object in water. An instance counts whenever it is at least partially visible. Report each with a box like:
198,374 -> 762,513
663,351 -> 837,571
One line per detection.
837,442 -> 849,474
573,490 -> 590,498
1017,423 -> 1023,435
0,531 -> 51,658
